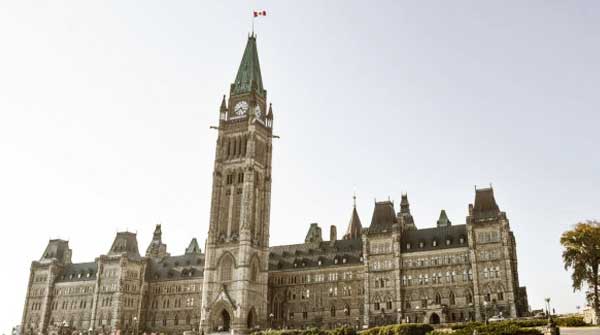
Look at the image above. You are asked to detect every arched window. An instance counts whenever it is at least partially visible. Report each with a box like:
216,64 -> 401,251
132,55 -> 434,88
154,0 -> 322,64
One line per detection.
466,292 -> 473,304
330,305 -> 336,317
449,291 -> 456,305
220,254 -> 234,281
251,261 -> 259,282
435,293 -> 442,305
344,304 -> 350,316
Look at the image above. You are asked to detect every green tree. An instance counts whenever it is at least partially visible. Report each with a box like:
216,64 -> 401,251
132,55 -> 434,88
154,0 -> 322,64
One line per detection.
560,220 -> 600,324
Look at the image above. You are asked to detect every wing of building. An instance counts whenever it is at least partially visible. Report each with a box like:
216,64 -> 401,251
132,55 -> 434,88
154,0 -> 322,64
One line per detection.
20,35 -> 528,335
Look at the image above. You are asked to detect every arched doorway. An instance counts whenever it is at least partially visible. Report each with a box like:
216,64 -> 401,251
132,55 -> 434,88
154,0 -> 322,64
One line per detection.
247,307 -> 256,329
220,309 -> 231,331
429,313 -> 440,324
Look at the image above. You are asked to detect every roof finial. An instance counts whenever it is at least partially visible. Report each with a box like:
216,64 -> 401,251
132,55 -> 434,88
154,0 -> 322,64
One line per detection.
353,193 -> 357,208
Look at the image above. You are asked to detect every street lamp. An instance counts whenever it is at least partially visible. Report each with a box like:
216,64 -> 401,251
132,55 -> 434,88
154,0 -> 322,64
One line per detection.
483,301 -> 489,325
132,317 -> 138,335
269,313 -> 274,329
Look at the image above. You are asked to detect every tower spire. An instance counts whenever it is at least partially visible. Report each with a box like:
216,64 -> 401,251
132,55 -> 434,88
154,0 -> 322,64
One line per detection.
232,35 -> 265,97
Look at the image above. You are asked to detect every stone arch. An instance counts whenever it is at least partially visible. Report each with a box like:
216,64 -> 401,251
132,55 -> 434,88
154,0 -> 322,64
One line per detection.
208,300 -> 235,332
429,313 -> 440,324
247,306 -> 257,330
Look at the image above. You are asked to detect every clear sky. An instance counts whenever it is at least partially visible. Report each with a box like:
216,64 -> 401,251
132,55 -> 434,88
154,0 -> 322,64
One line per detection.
1,1 -> 599,332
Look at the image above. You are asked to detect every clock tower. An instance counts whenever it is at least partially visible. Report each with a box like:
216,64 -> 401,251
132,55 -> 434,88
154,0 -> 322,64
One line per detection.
200,34 -> 274,334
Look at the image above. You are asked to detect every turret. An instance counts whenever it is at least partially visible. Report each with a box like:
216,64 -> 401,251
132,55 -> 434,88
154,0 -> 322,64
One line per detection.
145,224 -> 169,258
437,209 -> 451,227
40,239 -> 72,264
220,94 -> 228,120
329,225 -> 337,245
343,195 -> 363,240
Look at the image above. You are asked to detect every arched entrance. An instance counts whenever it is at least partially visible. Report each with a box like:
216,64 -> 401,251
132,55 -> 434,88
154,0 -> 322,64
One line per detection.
429,313 -> 440,324
220,309 -> 231,331
247,307 -> 257,329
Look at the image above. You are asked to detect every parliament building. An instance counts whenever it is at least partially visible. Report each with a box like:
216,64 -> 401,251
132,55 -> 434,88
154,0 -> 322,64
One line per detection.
20,35 -> 529,335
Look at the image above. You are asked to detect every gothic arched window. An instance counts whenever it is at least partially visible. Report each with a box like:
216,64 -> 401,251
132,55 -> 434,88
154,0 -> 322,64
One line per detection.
251,262 -> 258,282
435,293 -> 442,305
220,254 -> 234,281
449,291 -> 456,305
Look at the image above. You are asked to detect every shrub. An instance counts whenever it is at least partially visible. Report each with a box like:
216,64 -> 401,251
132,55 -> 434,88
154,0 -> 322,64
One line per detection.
555,316 -> 588,327
330,326 -> 357,335
360,324 -> 433,335
451,322 -> 542,335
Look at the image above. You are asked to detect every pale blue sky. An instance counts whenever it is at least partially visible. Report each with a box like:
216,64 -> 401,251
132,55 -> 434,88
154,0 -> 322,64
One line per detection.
1,1 -> 599,332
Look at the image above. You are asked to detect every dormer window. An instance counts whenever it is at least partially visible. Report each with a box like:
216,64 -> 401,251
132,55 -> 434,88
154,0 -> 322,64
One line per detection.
406,243 -> 411,250
334,258 -> 339,264
318,260 -> 322,266
432,240 -> 438,247
459,237 -> 465,244
419,242 -> 424,248
342,257 -> 347,264
446,239 -> 451,245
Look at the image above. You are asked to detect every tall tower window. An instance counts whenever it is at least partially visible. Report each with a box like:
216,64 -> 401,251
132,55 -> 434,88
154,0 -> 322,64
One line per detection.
220,254 -> 234,281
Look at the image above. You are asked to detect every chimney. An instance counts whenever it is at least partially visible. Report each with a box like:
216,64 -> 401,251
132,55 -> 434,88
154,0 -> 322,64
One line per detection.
330,225 -> 337,244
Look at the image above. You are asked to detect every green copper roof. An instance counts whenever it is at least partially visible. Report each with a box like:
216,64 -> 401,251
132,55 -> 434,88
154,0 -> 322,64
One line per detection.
232,35 -> 265,96
437,209 -> 452,227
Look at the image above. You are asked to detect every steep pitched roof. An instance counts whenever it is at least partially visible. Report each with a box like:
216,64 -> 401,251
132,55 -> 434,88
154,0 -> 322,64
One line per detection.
472,187 -> 500,218
343,207 -> 363,240
437,209 -> 451,227
146,253 -> 205,282
401,224 -> 468,252
268,239 -> 363,271
56,262 -> 97,283
232,35 -> 265,97
185,238 -> 202,255
108,232 -> 141,259
369,201 -> 397,233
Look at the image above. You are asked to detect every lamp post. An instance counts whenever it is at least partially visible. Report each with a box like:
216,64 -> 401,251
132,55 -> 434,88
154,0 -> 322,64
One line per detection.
483,301 -> 489,325
132,317 -> 137,335
269,313 -> 274,329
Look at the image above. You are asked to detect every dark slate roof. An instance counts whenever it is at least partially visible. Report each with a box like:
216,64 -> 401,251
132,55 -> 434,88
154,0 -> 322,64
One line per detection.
108,232 -> 141,259
232,35 -> 266,97
146,253 -> 205,282
41,239 -> 70,262
401,224 -> 468,252
472,187 -> 500,218
343,206 -> 363,240
56,262 -> 97,282
368,201 -> 397,233
268,239 -> 363,271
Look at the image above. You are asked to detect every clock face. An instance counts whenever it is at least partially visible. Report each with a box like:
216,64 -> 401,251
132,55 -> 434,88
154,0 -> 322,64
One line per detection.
254,105 -> 262,119
234,101 -> 249,116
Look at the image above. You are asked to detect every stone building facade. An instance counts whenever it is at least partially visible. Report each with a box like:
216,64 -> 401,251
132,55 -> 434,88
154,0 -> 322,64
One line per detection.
20,35 -> 528,335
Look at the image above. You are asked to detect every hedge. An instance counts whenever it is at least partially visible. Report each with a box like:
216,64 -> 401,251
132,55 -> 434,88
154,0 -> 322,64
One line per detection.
362,324 -> 434,335
447,322 -> 542,335
555,316 -> 588,327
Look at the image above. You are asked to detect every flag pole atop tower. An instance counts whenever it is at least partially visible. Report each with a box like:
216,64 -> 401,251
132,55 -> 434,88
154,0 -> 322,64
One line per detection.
252,10 -> 267,35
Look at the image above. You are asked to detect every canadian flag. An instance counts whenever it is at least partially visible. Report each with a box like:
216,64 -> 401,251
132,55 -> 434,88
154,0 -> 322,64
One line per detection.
253,10 -> 267,17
